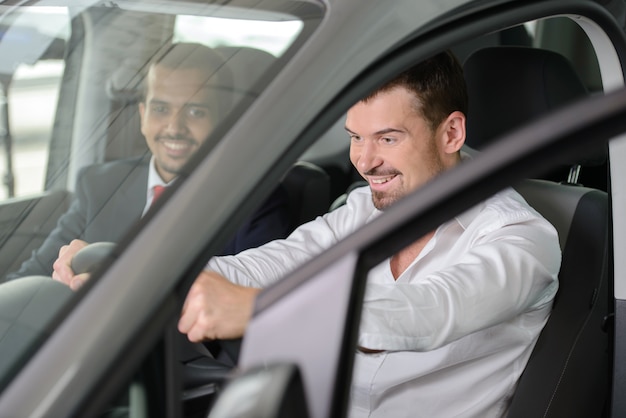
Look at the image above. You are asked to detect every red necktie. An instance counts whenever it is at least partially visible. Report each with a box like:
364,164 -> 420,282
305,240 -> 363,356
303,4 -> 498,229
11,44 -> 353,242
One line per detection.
151,185 -> 166,207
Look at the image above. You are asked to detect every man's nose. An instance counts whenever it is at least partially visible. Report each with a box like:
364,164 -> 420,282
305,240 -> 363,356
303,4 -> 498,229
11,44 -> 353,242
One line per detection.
356,141 -> 382,173
165,110 -> 188,134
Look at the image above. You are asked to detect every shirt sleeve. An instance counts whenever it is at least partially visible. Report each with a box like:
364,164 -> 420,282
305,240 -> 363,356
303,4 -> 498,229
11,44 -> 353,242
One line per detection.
358,208 -> 561,351
206,186 -> 375,288
206,213 -> 340,288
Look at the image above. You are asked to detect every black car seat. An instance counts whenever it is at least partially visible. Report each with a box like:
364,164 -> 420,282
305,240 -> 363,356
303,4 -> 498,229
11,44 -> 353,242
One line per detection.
463,46 -> 611,417
105,57 -> 149,161
463,46 -> 606,189
281,161 -> 331,233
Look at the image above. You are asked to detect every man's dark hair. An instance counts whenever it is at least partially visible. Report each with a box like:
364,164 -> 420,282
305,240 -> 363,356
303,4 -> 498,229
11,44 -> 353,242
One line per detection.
142,42 -> 233,117
365,50 -> 468,133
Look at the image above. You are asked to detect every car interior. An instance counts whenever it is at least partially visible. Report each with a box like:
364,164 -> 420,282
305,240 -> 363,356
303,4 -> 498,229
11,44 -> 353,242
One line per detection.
461,44 -> 611,418
0,2 -> 622,417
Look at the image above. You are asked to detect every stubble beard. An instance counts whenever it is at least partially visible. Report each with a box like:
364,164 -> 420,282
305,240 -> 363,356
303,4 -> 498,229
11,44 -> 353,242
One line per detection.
371,188 -> 404,211
371,146 -> 445,211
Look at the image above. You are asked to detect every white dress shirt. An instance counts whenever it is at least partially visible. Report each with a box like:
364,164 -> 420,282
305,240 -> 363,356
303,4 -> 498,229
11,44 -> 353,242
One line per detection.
206,185 -> 561,417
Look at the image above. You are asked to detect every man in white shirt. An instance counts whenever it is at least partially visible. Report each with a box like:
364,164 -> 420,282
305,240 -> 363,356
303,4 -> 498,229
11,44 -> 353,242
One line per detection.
59,50 -> 562,416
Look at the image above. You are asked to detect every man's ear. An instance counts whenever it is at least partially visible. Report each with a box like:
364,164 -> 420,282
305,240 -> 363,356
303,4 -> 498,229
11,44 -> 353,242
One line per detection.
441,111 -> 466,154
138,101 -> 147,135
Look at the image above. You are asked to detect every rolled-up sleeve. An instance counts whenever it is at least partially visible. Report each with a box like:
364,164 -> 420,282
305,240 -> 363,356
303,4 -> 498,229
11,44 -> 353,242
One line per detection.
206,186 -> 378,288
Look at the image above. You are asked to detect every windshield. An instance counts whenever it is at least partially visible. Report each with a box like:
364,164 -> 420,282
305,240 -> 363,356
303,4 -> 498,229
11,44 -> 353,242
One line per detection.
0,0 -> 322,395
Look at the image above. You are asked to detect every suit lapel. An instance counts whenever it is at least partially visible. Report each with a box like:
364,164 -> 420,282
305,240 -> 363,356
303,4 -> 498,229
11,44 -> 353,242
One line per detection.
117,158 -> 150,224
88,157 -> 149,243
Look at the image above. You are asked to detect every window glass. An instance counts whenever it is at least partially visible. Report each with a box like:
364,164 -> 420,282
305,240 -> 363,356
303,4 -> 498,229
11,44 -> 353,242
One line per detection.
0,0 -> 324,407
0,6 -> 69,199
174,14 -> 302,56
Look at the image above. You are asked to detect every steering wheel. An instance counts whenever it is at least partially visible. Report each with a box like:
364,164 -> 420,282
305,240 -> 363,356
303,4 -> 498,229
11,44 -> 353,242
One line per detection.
0,243 -> 116,386
71,241 -> 116,275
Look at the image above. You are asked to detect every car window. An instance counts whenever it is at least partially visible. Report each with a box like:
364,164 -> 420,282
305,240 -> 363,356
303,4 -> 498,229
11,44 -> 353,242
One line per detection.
0,0 -> 322,276
174,13 -> 303,56
0,6 -> 69,199
0,0 -> 324,403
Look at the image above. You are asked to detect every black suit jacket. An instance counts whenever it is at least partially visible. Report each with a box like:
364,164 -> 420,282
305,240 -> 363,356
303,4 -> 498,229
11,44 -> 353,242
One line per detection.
6,156 -> 290,280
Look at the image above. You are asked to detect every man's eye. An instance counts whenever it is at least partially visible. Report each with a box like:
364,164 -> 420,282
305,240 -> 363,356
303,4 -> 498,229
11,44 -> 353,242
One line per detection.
350,135 -> 362,142
151,104 -> 168,114
381,137 -> 395,144
188,107 -> 208,118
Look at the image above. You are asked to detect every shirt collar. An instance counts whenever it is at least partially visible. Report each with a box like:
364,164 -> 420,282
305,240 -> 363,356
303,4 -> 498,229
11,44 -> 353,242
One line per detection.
147,156 -> 175,191
454,203 -> 483,230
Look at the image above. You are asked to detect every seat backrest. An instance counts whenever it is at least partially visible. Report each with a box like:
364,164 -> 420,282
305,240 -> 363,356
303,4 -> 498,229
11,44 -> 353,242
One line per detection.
463,46 -> 611,417
281,161 -> 331,233
509,180 -> 610,417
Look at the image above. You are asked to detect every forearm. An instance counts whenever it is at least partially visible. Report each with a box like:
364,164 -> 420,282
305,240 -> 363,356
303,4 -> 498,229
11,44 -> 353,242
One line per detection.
207,214 -> 339,288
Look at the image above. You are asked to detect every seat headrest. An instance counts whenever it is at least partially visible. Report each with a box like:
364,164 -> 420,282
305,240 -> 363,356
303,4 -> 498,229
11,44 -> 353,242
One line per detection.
215,46 -> 276,96
106,58 -> 145,104
464,46 -> 587,140
107,46 -> 276,109
464,46 -> 589,149
463,46 -> 605,167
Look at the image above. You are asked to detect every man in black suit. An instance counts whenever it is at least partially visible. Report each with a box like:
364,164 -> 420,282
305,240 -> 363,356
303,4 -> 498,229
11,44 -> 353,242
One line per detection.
5,42 -> 290,285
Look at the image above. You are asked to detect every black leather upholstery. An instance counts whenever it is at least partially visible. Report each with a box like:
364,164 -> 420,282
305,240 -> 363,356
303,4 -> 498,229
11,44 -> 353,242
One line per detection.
281,161 -> 331,233
463,46 -> 611,417
463,46 -> 588,151
463,46 -> 606,187
509,180 -> 610,418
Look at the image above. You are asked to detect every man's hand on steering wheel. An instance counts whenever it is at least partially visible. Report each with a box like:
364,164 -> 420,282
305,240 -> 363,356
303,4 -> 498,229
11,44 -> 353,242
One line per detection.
178,270 -> 260,342
52,239 -> 90,290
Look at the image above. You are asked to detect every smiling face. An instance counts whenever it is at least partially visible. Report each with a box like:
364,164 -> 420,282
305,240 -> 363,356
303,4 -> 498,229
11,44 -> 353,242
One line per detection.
139,64 -> 216,183
347,86 -> 465,210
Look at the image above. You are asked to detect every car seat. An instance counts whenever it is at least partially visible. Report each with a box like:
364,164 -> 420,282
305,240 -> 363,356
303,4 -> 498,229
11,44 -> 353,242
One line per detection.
463,46 -> 611,417
215,46 -> 276,99
281,161 -> 331,233
463,46 -> 606,189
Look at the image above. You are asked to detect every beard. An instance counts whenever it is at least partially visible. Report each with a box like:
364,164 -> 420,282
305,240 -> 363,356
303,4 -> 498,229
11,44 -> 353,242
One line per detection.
369,145 -> 445,211
371,187 -> 404,210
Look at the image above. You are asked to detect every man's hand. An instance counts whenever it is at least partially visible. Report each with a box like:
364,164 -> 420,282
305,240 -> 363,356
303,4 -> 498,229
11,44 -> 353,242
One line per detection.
52,239 -> 90,291
178,270 -> 260,342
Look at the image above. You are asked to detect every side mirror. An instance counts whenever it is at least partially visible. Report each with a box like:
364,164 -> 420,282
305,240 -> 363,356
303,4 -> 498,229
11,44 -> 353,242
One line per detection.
208,362 -> 310,418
